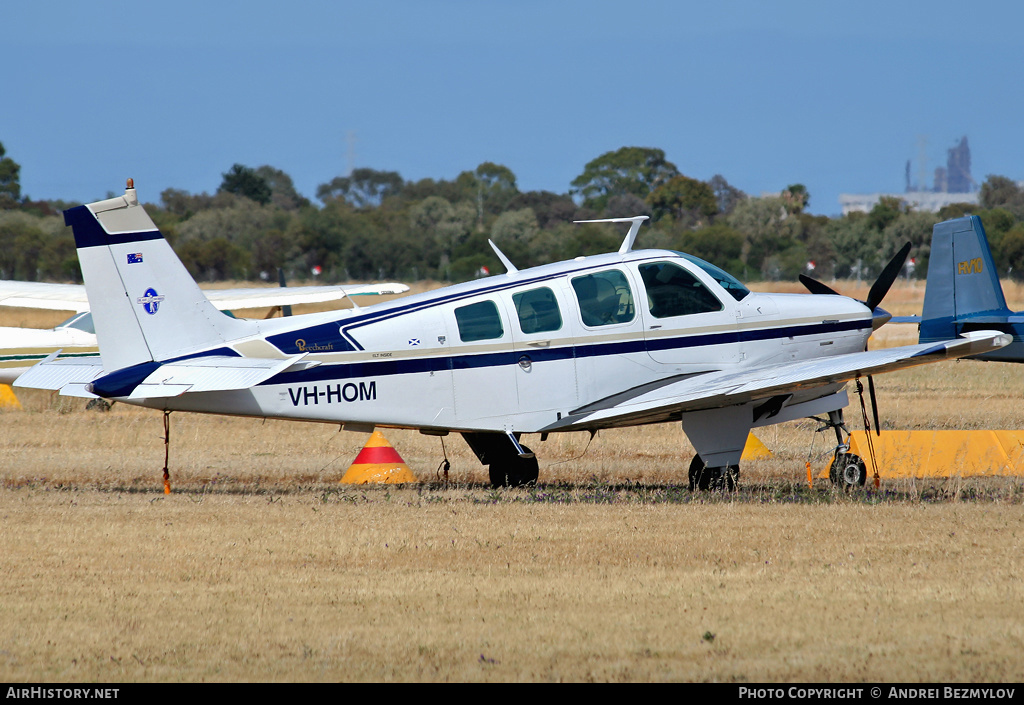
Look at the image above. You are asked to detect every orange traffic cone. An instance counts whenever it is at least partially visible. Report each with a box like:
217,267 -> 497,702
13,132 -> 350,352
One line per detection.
0,385 -> 22,409
340,430 -> 418,484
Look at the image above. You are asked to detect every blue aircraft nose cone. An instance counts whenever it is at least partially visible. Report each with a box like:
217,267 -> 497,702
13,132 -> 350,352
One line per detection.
871,306 -> 892,331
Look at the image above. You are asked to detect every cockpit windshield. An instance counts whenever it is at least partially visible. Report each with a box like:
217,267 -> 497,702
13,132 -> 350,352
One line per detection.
674,253 -> 750,301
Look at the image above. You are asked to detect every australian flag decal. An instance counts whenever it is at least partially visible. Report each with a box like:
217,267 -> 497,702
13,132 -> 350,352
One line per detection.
127,253 -> 143,264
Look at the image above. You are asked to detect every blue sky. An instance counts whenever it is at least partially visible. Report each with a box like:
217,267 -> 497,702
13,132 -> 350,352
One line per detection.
5,1 -> 1023,215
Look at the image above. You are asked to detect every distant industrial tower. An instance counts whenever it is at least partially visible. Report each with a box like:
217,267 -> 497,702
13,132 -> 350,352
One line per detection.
944,136 -> 973,193
841,134 -> 978,214
905,135 -> 974,194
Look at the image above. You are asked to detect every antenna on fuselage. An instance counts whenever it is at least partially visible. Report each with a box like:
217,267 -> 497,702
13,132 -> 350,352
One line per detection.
573,215 -> 649,254
488,239 -> 519,275
342,288 -> 362,310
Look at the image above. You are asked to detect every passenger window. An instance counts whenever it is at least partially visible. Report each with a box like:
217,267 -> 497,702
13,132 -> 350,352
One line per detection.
512,287 -> 562,334
638,262 -> 723,318
454,300 -> 504,342
571,270 -> 635,327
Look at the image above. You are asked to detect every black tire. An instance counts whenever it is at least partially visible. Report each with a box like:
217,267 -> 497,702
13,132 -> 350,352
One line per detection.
829,452 -> 867,488
689,455 -> 739,491
719,465 -> 739,492
489,445 -> 539,488
688,455 -> 706,491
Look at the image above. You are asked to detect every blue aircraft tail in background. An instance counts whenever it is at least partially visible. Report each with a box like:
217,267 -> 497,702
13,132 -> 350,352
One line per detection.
918,215 -> 1023,362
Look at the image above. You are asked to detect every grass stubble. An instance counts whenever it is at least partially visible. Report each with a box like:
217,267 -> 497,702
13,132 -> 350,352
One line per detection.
1,280 -> 1023,682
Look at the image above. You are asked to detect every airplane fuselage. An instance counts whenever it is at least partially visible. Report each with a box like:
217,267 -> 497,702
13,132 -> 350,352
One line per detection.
132,249 -> 873,435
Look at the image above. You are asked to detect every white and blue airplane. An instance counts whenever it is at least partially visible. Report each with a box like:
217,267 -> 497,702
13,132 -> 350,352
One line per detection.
14,181 -> 1011,489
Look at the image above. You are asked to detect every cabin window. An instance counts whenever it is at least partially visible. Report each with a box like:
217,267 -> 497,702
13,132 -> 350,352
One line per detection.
512,287 -> 562,334
571,270 -> 635,327
454,300 -> 504,342
638,262 -> 724,318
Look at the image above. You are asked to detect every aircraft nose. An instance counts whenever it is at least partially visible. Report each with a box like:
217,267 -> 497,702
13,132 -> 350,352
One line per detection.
871,306 -> 892,331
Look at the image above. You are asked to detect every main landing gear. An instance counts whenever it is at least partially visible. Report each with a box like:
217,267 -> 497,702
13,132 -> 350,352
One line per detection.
816,409 -> 867,489
687,455 -> 739,491
462,432 -> 539,488
488,446 -> 539,488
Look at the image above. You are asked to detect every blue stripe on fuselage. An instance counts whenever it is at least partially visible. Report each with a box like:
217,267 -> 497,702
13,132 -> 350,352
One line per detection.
259,318 -> 870,387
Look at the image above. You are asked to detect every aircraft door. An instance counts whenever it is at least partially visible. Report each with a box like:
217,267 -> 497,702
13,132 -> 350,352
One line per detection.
501,283 -> 579,419
634,260 -> 739,367
444,296 -> 517,428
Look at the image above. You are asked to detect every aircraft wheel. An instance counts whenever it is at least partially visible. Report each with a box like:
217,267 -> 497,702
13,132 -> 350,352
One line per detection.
489,445 -> 539,488
720,465 -> 740,492
688,455 -> 706,490
689,456 -> 739,491
829,452 -> 867,488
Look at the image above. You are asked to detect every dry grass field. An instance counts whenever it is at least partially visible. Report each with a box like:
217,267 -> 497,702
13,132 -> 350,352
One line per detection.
2,279 -> 1023,682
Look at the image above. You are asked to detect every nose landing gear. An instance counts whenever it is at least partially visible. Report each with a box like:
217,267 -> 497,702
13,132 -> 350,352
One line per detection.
814,409 -> 867,489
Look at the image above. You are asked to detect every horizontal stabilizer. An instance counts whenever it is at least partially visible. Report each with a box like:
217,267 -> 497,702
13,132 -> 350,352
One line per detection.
59,383 -> 101,399
13,354 -> 104,391
128,354 -> 310,399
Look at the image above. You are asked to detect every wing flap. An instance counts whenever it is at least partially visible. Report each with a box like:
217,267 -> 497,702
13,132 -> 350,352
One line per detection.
543,331 -> 1011,431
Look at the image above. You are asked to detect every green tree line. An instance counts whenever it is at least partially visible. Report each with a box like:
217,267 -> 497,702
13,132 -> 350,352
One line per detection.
3,141 -> 1024,284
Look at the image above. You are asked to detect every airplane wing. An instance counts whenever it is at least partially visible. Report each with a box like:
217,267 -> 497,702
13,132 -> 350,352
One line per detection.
0,280 -> 91,312
203,283 -> 409,310
0,280 -> 409,313
541,331 -> 1011,432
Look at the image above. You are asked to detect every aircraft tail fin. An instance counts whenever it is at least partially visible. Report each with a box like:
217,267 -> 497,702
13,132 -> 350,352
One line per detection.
919,215 -> 1011,343
63,181 -> 253,370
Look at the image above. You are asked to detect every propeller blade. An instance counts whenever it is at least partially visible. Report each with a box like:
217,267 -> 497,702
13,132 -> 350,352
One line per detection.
867,375 -> 880,437
865,242 -> 912,311
799,274 -> 842,297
